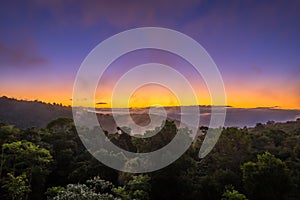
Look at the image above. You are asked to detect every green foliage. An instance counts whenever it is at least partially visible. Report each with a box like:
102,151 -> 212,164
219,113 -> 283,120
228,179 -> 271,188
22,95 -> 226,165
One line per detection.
1,118 -> 300,199
1,141 -> 52,173
221,186 -> 247,200
45,186 -> 64,199
46,118 -> 74,134
1,172 -> 31,200
86,176 -> 114,194
131,120 -> 177,152
113,175 -> 151,200
0,140 -> 52,199
0,125 -> 21,145
241,152 -> 292,200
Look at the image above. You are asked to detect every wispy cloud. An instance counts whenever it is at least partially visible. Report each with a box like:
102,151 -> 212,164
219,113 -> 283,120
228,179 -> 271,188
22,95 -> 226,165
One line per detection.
29,0 -> 201,28
0,39 -> 47,69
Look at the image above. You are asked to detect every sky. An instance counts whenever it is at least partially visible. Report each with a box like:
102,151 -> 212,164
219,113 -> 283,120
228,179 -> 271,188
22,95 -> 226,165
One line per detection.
0,0 -> 300,108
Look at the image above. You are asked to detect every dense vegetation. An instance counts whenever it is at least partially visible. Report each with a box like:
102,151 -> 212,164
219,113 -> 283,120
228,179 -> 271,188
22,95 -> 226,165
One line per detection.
0,118 -> 300,200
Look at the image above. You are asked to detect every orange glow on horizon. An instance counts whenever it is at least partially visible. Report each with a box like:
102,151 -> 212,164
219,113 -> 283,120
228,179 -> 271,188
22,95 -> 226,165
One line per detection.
1,79 -> 300,109
2,91 -> 299,109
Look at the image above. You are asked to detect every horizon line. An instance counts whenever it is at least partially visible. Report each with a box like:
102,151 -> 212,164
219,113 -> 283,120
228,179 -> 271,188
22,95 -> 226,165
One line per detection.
2,95 -> 299,110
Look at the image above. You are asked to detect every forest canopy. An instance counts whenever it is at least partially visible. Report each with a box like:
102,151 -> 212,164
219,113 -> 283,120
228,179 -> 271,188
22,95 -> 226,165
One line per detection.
0,118 -> 300,200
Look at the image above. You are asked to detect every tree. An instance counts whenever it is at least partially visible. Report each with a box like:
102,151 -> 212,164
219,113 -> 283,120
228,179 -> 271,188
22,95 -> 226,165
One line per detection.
241,152 -> 292,200
48,176 -> 119,200
1,173 -> 31,200
51,184 -> 114,200
1,141 -> 52,199
221,185 -> 248,200
0,125 -> 21,146
113,175 -> 151,200
43,118 -> 80,186
46,117 -> 75,134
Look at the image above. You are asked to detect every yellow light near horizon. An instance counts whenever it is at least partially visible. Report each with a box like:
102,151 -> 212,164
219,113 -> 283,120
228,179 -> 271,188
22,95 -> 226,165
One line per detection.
3,77 -> 300,109
128,84 -> 180,108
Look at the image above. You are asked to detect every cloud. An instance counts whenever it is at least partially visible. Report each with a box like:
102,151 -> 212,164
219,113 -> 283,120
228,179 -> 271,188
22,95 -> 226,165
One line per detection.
5,1 -> 300,35
251,66 -> 263,75
0,39 -> 47,69
29,0 -> 201,28
96,102 -> 107,105
183,0 -> 300,39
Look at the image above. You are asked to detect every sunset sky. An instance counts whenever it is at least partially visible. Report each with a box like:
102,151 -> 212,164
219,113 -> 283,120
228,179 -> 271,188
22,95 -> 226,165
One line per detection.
1,0 -> 300,108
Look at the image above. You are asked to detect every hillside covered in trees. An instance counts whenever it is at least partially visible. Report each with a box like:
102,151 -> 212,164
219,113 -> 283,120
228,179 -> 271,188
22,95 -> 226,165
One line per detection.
0,117 -> 300,200
0,96 -> 72,128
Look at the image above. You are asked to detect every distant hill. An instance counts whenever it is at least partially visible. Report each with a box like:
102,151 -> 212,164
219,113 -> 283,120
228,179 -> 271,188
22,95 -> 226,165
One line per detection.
1,96 -> 300,130
0,96 -> 72,128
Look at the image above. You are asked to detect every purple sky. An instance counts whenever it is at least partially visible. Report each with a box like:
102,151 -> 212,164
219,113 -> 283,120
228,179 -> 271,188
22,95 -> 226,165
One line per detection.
0,0 -> 300,108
